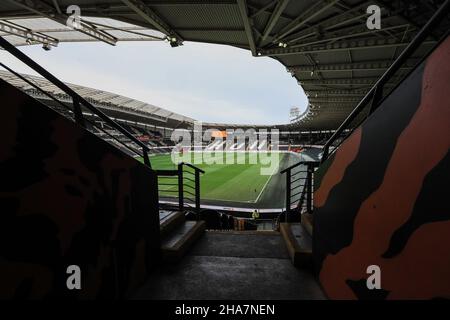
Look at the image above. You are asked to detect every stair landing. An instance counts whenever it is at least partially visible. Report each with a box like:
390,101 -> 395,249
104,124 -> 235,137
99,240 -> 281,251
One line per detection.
133,231 -> 325,300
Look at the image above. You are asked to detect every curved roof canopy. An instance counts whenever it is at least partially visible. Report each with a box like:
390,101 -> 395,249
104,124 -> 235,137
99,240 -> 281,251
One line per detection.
0,0 -> 448,130
0,70 -> 195,127
1,68 -> 313,130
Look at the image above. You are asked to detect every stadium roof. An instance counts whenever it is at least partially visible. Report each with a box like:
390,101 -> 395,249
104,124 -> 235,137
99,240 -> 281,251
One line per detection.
0,69 -> 196,128
0,69 -> 299,130
0,16 -> 166,46
1,0 -> 448,130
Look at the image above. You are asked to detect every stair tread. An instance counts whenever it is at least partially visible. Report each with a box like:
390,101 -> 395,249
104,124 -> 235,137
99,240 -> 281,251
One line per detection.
301,214 -> 313,236
290,223 -> 312,252
159,210 -> 182,225
280,223 -> 312,268
162,221 -> 204,250
160,211 -> 186,238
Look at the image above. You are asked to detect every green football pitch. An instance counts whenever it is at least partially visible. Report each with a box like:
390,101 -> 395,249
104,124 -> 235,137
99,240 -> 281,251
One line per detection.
140,152 -> 286,203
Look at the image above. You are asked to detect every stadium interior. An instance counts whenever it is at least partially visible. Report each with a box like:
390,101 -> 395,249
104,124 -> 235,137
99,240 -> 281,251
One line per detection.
0,0 -> 449,301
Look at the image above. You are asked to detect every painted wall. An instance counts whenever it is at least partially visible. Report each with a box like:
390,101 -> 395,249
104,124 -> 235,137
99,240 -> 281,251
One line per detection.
313,36 -> 450,299
0,79 -> 160,299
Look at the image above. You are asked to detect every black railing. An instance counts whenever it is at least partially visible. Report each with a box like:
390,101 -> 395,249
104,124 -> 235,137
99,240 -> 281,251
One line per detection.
0,36 -> 152,167
280,161 -> 320,222
321,0 -> 450,162
155,162 -> 205,213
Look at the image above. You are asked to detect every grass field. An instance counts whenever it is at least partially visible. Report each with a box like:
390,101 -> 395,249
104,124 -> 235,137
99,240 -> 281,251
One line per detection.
142,152 -> 285,203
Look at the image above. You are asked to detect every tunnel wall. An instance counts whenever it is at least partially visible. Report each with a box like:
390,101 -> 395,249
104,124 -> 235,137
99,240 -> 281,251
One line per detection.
313,36 -> 450,299
0,79 -> 160,299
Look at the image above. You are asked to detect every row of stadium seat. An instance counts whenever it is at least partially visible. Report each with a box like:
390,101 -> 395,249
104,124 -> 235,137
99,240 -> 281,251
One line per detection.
186,210 -> 234,230
185,210 -> 260,231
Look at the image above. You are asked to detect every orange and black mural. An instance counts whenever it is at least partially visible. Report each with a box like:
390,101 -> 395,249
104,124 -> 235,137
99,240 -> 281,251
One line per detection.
0,79 -> 160,299
314,36 -> 450,299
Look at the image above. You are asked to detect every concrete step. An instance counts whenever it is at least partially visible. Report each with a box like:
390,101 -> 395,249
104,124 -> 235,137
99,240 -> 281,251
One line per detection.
189,231 -> 289,259
301,214 -> 314,237
160,211 -> 185,238
280,223 -> 312,268
161,220 -> 206,262
134,229 -> 326,300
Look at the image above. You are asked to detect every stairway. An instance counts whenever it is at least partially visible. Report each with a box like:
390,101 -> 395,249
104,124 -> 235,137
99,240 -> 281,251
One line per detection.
133,230 -> 326,300
280,214 -> 314,268
159,211 -> 205,263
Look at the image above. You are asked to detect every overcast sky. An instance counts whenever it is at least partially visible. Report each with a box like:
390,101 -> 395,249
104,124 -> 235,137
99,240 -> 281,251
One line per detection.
0,40 -> 308,125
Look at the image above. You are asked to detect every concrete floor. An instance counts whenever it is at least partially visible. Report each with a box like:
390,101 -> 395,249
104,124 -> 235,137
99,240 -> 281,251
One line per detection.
133,231 -> 326,300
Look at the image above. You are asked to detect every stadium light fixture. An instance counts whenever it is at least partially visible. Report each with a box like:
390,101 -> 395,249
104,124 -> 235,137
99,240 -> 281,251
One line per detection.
168,36 -> 182,47
42,43 -> 51,51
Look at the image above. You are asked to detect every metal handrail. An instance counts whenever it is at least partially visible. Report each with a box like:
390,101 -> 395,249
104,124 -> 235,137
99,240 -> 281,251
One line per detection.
182,162 -> 206,174
158,189 -> 178,193
280,161 -> 317,174
183,176 -> 196,183
154,170 -> 179,176
0,36 -> 152,166
0,62 -> 144,157
281,161 -> 319,221
155,162 -> 204,213
321,0 -> 450,162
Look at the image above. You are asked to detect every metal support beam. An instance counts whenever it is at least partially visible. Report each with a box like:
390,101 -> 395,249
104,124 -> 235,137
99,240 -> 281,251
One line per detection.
301,1 -> 411,41
289,24 -> 411,49
259,38 -> 436,56
301,77 -> 379,86
273,0 -> 340,43
6,0 -> 117,45
0,20 -> 58,46
72,96 -> 86,128
306,89 -> 368,96
237,0 -> 257,56
51,0 -> 61,14
309,97 -> 362,103
321,0 -> 450,162
311,107 -> 357,112
372,0 -> 430,37
308,108 -> 356,114
120,0 -> 183,44
288,60 -> 416,73
143,149 -> 151,167
261,0 -> 290,42
250,0 -> 278,19
311,100 -> 359,105
282,1 -> 373,44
